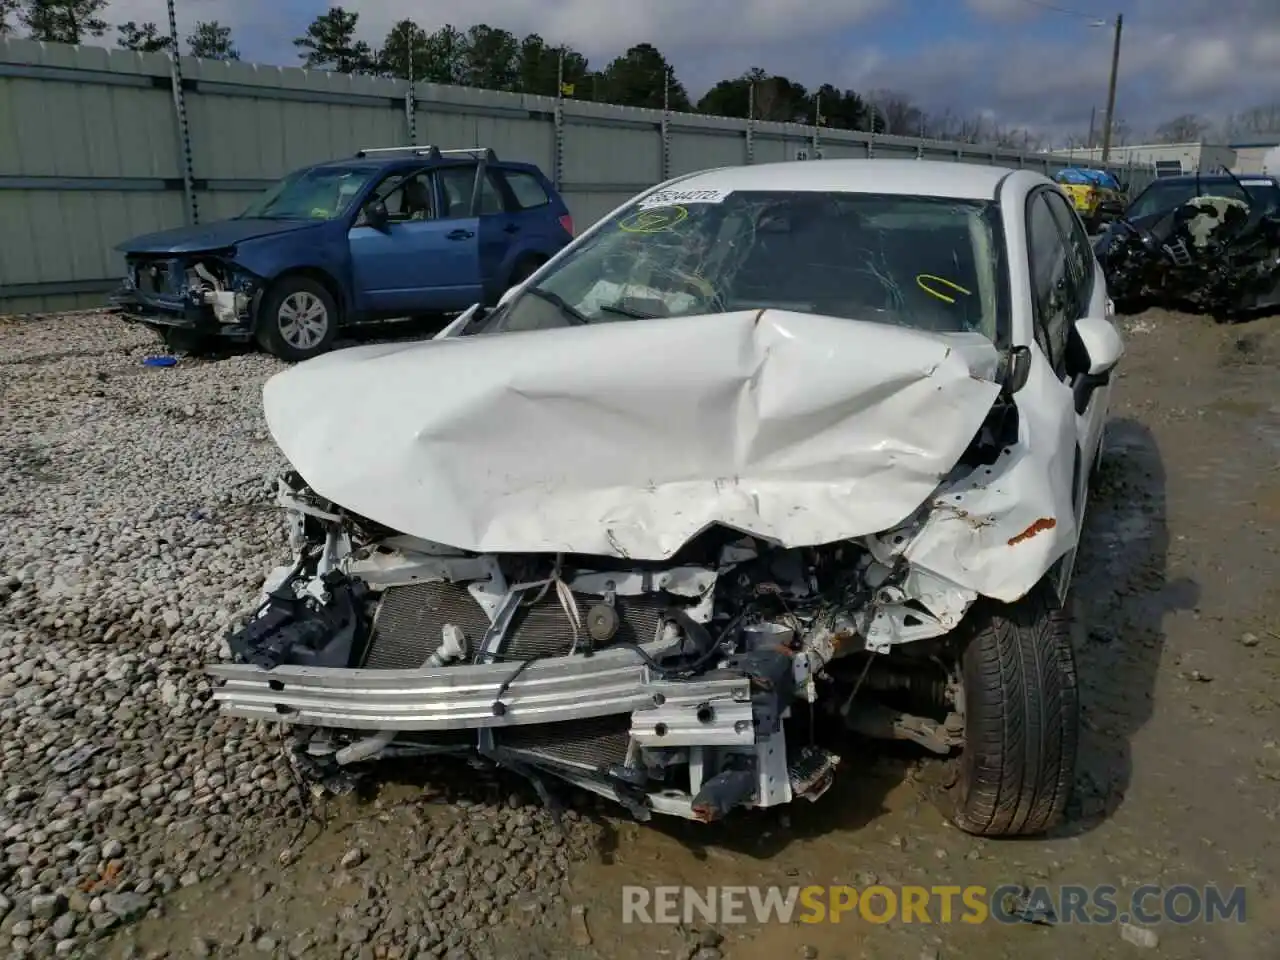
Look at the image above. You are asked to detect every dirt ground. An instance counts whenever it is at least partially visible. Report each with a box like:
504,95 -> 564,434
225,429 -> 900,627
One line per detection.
74,308 -> 1280,959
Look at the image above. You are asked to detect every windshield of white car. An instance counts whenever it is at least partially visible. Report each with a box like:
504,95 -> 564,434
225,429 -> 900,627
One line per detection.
479,190 -> 1005,340
1125,179 -> 1280,220
238,166 -> 379,221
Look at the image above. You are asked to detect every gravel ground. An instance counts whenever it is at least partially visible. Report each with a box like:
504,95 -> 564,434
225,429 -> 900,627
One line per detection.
1,309 -> 1278,960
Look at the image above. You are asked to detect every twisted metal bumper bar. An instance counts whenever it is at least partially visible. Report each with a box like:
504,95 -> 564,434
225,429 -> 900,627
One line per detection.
206,645 -> 751,732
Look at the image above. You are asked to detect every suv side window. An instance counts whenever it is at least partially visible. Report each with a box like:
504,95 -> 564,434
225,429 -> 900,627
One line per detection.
502,170 -> 551,210
1026,191 -> 1077,373
436,165 -> 505,218
355,169 -> 434,226
1044,189 -> 1094,305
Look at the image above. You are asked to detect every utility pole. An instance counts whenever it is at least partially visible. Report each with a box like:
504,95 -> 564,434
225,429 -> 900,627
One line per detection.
1086,105 -> 1096,151
1100,13 -> 1123,163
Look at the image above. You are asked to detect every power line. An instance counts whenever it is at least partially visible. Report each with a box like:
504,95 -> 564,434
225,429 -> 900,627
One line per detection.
1003,0 -> 1112,23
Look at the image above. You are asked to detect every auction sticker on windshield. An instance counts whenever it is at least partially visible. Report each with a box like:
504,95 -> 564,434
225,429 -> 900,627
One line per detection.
619,206 -> 689,233
638,188 -> 730,209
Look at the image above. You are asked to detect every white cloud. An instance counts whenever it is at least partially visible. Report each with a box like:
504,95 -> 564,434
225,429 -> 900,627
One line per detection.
345,0 -> 888,56
99,0 -> 1280,137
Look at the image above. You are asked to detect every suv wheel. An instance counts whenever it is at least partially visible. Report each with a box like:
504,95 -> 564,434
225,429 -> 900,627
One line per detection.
256,277 -> 338,362
947,580 -> 1079,837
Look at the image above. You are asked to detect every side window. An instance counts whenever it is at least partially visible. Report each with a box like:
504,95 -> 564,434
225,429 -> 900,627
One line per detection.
503,170 -> 551,210
355,170 -> 434,225
436,165 -> 506,219
1026,192 -> 1075,372
385,172 -> 435,222
1044,190 -> 1093,305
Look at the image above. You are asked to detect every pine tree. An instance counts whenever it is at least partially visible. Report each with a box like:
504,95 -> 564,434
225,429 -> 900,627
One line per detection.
187,21 -> 239,61
116,20 -> 173,53
294,6 -> 375,73
22,0 -> 108,44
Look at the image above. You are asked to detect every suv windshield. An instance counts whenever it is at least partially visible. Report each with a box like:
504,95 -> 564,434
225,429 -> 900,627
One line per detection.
239,165 -> 379,220
481,190 -> 1005,340
1125,178 -> 1280,221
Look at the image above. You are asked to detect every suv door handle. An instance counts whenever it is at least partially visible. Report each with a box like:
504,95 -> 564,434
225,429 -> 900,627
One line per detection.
447,229 -> 475,241
502,223 -> 520,234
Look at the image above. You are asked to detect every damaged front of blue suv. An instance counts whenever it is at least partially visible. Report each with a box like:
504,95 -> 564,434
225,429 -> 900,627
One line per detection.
111,148 -> 574,360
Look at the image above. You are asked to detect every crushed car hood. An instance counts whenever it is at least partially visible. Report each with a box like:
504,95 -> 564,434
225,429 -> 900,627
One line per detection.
117,218 -> 319,255
262,310 -> 1003,560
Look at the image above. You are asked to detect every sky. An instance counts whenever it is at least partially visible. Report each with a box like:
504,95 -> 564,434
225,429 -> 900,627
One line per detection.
104,0 -> 1280,140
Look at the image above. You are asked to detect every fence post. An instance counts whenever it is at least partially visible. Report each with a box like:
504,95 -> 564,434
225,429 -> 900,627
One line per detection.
166,0 -> 197,225
553,99 -> 565,191
660,68 -> 671,181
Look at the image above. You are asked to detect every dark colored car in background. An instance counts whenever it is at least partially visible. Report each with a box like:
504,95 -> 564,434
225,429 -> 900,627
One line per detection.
112,147 -> 574,360
1094,172 -> 1280,317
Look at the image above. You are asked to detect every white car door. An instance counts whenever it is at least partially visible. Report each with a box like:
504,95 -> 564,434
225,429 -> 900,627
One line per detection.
1042,188 -> 1118,470
1026,189 -> 1118,490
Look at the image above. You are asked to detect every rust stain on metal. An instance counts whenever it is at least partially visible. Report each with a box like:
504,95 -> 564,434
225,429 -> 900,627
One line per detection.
1007,517 -> 1057,546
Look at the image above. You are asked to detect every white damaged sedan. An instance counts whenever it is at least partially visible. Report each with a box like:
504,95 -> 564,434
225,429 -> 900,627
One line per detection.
209,159 -> 1123,836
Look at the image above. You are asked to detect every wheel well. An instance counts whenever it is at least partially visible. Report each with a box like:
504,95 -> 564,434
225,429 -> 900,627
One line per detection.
264,268 -> 345,320
510,252 -> 547,281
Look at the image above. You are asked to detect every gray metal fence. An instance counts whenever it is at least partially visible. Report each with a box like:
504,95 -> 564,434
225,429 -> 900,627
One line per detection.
0,37 -> 1155,314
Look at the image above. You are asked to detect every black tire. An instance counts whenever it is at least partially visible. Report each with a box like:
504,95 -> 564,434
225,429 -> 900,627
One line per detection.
949,581 -> 1079,837
255,276 -> 339,362
159,327 -> 214,355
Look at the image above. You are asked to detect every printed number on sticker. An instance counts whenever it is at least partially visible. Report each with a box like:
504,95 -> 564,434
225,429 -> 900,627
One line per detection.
638,189 -> 729,209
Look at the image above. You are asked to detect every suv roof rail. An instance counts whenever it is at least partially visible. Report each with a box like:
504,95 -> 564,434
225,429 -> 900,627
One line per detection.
353,145 -> 498,162
354,145 -> 441,159
436,147 -> 498,163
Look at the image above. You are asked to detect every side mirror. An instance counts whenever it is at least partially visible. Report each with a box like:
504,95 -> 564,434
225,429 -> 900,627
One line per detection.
1074,314 -> 1124,376
1070,315 -> 1124,414
365,199 -> 390,232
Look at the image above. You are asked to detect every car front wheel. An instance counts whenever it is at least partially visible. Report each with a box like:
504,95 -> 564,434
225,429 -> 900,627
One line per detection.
256,277 -> 338,362
948,580 -> 1079,837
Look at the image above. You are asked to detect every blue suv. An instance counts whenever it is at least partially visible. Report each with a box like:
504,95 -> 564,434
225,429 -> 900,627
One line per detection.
112,147 -> 574,360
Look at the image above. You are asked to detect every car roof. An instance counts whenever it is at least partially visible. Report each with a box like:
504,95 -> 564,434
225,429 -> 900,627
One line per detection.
663,159 -> 1015,201
1143,173 -> 1279,186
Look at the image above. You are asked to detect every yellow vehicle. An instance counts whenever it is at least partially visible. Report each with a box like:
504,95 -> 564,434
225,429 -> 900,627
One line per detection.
1054,167 -> 1125,230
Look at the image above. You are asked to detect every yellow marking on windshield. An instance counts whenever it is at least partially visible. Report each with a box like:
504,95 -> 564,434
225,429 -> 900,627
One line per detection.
916,274 -> 972,305
618,205 -> 689,233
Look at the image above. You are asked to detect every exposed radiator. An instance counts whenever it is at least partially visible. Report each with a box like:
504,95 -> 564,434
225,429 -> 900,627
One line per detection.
361,581 -> 491,669
496,715 -> 632,773
500,591 -> 671,660
361,581 -> 675,669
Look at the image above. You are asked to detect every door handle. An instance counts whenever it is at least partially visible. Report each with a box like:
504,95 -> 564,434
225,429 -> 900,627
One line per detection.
447,229 -> 475,241
503,223 -> 520,234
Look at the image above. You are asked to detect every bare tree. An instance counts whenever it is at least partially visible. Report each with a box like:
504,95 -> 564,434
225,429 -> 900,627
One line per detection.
867,88 -> 925,136
1154,113 -> 1210,144
1219,103 -> 1280,139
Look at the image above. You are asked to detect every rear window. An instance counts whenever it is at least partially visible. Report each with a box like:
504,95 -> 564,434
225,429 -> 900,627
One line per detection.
485,190 -> 1006,340
1126,179 -> 1280,220
504,170 -> 551,210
